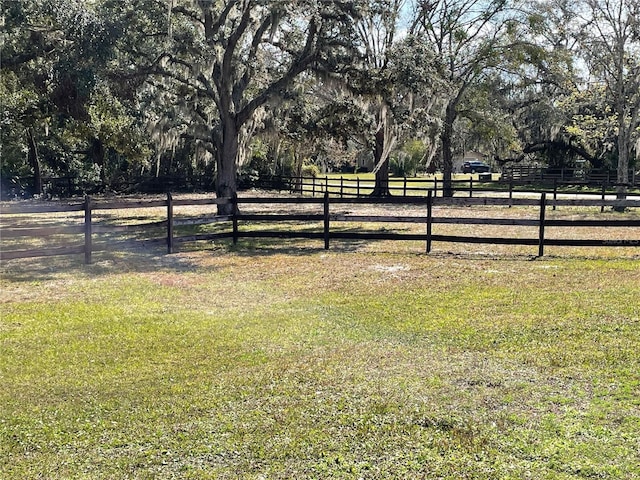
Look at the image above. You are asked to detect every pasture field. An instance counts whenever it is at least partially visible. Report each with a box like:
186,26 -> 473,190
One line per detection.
1,217 -> 640,478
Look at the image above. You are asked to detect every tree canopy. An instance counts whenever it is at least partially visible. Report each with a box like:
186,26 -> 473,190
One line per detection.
1,0 -> 638,201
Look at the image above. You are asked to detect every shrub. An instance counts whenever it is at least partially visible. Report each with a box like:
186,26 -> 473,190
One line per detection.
301,164 -> 320,177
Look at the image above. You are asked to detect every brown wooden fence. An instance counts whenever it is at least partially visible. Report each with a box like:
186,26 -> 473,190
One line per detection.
1,192 -> 639,263
500,166 -> 637,186
266,173 -> 640,198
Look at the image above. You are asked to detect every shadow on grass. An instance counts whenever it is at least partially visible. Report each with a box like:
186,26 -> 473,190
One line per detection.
0,246 -> 184,284
3,226 -> 639,284
0,235 -> 375,284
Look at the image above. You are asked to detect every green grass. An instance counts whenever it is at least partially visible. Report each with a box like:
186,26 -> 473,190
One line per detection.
1,247 -> 640,479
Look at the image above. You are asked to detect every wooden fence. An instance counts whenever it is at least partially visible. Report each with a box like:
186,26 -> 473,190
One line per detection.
501,166 -> 637,186
1,192 -> 639,263
265,174 -> 639,200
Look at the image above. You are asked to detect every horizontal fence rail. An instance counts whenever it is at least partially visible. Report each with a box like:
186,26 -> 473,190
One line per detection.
1,191 -> 639,263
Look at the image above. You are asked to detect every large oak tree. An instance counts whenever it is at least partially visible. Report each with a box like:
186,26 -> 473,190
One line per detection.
146,0 -> 360,212
579,0 -> 639,200
410,0 -> 523,195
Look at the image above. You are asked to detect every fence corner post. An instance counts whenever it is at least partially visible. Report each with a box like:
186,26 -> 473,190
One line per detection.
167,192 -> 174,254
538,193 -> 546,257
84,195 -> 92,264
323,191 -> 330,250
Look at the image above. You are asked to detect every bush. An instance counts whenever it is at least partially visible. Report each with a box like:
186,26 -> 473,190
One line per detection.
390,155 -> 417,177
391,140 -> 428,177
301,164 -> 320,177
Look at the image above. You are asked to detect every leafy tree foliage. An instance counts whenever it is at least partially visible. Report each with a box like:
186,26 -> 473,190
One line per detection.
137,0 -> 361,211
491,0 -> 583,168
2,0 -> 638,201
302,1 -> 444,196
498,0 -> 638,187
410,0 -> 527,195
1,0 -> 149,197
577,0 -> 639,198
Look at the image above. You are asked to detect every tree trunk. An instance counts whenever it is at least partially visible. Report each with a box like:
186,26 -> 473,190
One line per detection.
370,126 -> 391,197
26,127 -> 43,196
441,102 -> 456,197
615,122 -> 630,210
215,120 -> 240,215
292,150 -> 303,194
616,149 -> 629,200
90,138 -> 107,190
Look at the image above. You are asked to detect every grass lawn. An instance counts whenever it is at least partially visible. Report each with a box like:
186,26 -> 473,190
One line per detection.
1,235 -> 640,478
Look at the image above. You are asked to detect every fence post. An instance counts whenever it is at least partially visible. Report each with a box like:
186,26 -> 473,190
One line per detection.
325,175 -> 329,195
340,176 -> 344,197
426,190 -> 433,253
323,192 -> 330,250
538,193 -> 546,257
84,195 -> 92,264
357,177 -> 360,198
232,193 -> 239,245
434,178 -> 438,197
509,180 -> 513,208
552,180 -> 557,211
403,177 -> 407,197
601,182 -> 606,213
167,192 -> 174,254
469,177 -> 473,198
312,176 -> 315,197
